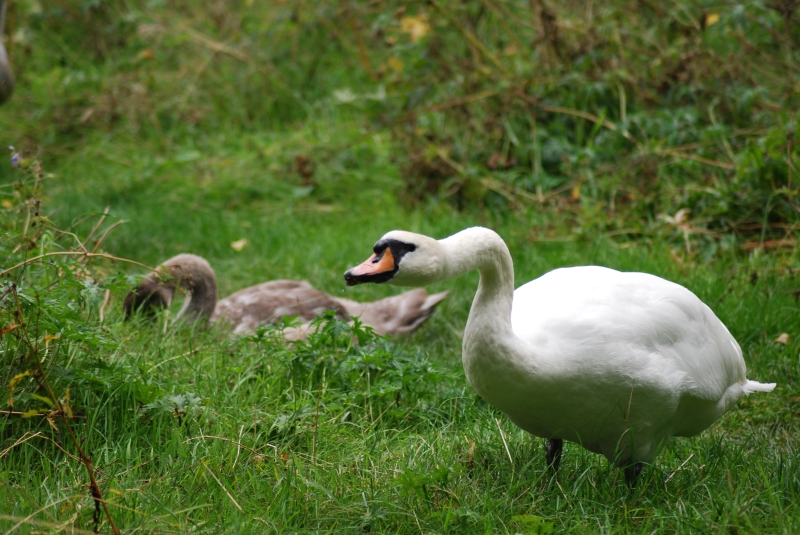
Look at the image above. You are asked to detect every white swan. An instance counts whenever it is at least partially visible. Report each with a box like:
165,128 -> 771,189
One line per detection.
0,0 -> 14,105
344,227 -> 775,486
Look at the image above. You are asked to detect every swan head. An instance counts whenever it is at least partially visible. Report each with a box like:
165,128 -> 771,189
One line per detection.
344,230 -> 442,287
123,254 -> 218,322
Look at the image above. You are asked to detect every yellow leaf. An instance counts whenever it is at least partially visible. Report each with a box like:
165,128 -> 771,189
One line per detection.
8,370 -> 32,407
135,49 -> 154,62
400,14 -> 430,42
230,239 -> 249,252
62,387 -> 73,418
706,13 -> 720,27
31,393 -> 54,407
1,199 -> 12,209
387,56 -> 404,74
775,333 -> 789,345
22,409 -> 42,418
46,416 -> 58,430
0,323 -> 19,335
108,488 -> 124,496
44,333 -> 60,343
571,184 -> 580,200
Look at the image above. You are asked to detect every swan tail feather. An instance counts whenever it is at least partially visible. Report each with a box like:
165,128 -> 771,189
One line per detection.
421,290 -> 450,311
742,380 -> 776,395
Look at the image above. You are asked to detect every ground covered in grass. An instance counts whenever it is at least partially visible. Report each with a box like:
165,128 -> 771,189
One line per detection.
1,1 -> 799,533
1,129 -> 797,533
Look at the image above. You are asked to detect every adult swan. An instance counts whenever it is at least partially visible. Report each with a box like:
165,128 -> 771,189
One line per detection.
343,227 -> 775,486
0,0 -> 14,105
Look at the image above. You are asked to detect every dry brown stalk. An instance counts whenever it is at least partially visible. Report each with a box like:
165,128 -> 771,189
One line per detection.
429,0 -> 507,73
6,285 -> 122,535
0,251 -> 156,278
515,90 -> 637,143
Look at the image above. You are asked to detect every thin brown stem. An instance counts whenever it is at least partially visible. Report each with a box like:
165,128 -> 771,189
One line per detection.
90,220 -> 125,254
8,286 -> 121,535
99,289 -> 111,323
83,206 -> 110,246
0,251 -> 156,277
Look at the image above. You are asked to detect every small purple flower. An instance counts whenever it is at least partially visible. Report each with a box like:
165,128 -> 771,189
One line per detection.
11,152 -> 20,168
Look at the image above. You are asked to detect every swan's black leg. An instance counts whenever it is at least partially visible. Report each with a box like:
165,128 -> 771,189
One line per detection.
624,462 -> 643,488
545,438 -> 563,472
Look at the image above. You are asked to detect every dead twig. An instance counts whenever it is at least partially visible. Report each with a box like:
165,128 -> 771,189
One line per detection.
0,431 -> 44,459
90,220 -> 125,254
740,238 -> 797,250
202,462 -> 243,512
660,149 -> 735,170
0,502 -> 97,535
82,206 -> 110,247
625,378 -> 635,424
664,453 -> 694,484
99,289 -> 111,323
179,24 -> 251,63
430,0 -> 507,73
516,90 -> 637,142
0,251 -> 156,278
495,417 -> 513,464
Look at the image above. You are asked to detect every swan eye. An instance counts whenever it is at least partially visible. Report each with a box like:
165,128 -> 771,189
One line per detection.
371,250 -> 386,263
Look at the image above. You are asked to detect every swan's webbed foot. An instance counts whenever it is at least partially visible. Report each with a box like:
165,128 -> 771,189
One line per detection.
545,438 -> 563,472
624,462 -> 643,488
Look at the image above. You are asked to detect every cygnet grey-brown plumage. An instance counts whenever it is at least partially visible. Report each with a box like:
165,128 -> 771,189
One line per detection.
125,254 -> 447,339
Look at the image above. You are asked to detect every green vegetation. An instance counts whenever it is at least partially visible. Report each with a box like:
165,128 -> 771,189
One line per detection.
1,0 -> 798,533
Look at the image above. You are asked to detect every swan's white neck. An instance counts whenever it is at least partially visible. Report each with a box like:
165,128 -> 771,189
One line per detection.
428,227 -> 543,417
438,228 -> 519,355
440,227 -> 514,309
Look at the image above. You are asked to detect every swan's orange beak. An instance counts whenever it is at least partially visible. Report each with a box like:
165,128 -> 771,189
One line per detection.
344,248 -> 396,286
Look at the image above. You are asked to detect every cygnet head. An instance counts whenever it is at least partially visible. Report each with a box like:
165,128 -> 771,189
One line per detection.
344,230 -> 442,288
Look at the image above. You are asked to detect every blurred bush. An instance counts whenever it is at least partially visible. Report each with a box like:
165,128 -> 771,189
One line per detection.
2,0 -> 799,252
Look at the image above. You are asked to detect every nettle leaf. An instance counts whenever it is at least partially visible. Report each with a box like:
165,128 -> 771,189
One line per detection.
80,279 -> 105,306
510,515 -> 555,535
140,392 -> 205,419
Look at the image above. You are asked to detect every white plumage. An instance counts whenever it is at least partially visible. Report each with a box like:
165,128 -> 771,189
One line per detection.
344,226 -> 775,484
0,0 -> 14,105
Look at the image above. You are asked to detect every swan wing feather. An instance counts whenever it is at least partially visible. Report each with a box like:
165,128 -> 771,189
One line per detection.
212,280 -> 348,333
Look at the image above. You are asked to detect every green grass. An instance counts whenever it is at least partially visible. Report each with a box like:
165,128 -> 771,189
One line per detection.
1,128 -> 798,533
1,0 -> 799,532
